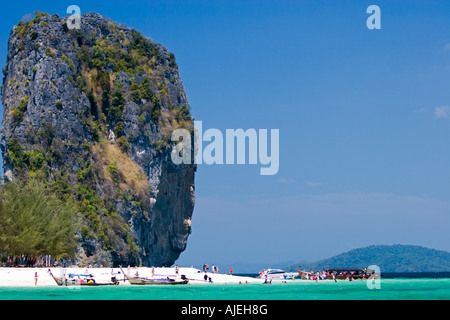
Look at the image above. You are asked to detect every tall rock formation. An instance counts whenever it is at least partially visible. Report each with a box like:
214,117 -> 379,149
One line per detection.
0,12 -> 196,267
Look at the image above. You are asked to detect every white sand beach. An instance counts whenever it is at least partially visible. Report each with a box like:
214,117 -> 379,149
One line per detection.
0,267 -> 262,287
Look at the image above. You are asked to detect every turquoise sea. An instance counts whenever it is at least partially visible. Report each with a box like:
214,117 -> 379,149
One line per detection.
0,278 -> 449,300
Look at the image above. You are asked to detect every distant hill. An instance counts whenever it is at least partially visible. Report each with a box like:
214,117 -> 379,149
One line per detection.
286,245 -> 450,273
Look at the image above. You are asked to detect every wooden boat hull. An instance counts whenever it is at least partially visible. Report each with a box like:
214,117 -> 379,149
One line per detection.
59,280 -> 118,286
127,277 -> 189,285
49,271 -> 119,286
297,269 -> 314,280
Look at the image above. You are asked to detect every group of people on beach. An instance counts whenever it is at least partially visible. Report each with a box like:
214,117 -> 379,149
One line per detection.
2,255 -> 56,268
304,271 -> 331,281
203,263 -> 233,275
203,263 -> 219,273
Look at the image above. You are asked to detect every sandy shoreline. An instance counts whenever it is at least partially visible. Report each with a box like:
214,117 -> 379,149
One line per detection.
0,267 -> 262,287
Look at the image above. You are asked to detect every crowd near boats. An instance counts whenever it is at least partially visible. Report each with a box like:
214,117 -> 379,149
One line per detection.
297,268 -> 378,281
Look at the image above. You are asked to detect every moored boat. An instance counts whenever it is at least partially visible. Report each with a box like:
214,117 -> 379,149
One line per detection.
323,268 -> 369,280
49,269 -> 119,286
120,266 -> 189,285
296,269 -> 315,280
259,269 -> 298,281
297,267 -> 376,280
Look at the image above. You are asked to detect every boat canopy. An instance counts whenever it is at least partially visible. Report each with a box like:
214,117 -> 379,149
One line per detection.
324,268 -> 365,274
267,269 -> 287,274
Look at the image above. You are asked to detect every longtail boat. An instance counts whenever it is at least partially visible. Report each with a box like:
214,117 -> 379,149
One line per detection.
297,268 -> 374,280
49,269 -> 119,286
120,266 -> 189,285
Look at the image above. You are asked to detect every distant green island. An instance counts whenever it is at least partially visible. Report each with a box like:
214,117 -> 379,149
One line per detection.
286,245 -> 450,273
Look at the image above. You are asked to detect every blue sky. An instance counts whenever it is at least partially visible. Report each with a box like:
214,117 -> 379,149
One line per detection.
1,1 -> 450,271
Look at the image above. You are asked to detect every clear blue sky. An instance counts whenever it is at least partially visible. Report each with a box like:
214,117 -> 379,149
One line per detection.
1,1 -> 450,271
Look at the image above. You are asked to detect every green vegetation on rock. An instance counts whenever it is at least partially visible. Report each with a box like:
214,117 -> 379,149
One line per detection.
1,11 -> 195,267
0,180 -> 80,261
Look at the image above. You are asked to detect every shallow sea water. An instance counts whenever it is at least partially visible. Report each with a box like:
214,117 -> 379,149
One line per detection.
0,278 -> 449,300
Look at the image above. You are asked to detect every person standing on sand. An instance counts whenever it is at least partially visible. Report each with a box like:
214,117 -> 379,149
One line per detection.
229,267 -> 232,275
34,272 -> 39,286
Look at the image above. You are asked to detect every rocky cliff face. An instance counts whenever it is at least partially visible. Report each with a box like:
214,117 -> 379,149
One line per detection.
0,12 -> 195,267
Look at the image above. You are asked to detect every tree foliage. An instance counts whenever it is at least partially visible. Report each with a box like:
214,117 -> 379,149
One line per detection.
0,180 -> 80,259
